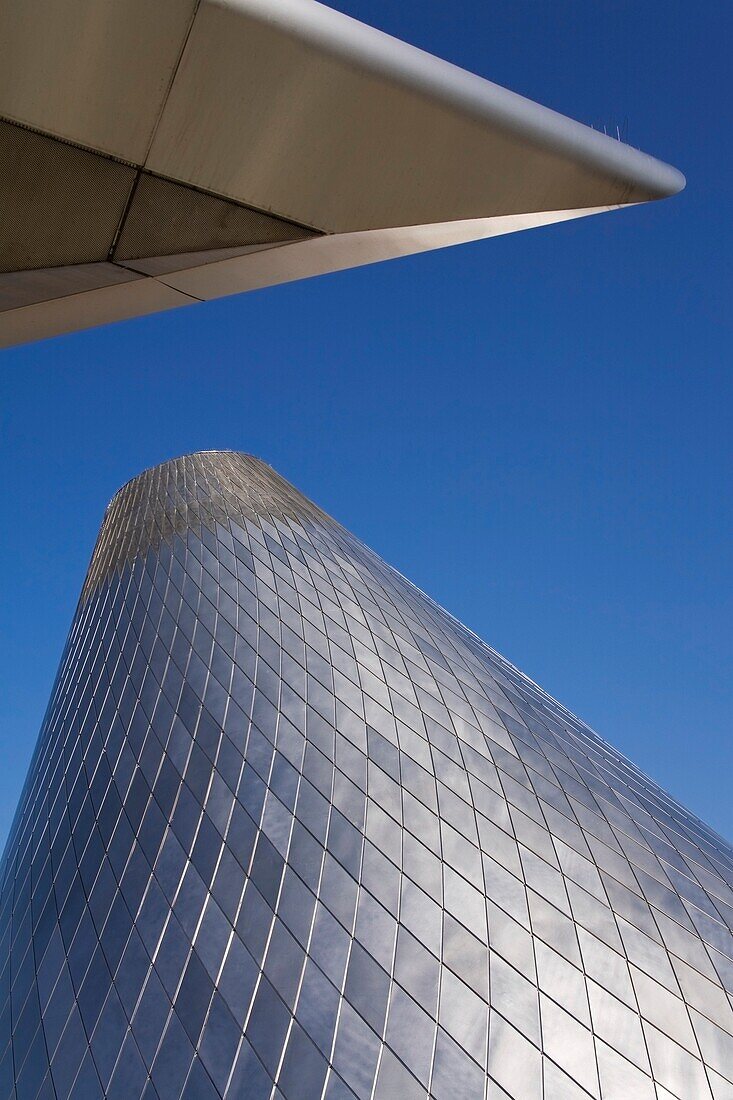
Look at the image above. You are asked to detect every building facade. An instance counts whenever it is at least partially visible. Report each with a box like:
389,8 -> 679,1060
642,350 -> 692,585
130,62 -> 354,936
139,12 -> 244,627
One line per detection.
1,452 -> 732,1099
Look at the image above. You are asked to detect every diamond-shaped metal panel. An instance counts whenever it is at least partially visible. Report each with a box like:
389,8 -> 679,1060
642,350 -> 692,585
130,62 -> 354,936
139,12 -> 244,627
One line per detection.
1,452 -> 731,1100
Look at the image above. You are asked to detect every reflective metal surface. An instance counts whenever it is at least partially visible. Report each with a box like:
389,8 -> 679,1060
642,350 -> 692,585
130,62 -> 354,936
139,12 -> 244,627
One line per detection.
0,0 -> 199,161
0,0 -> 683,347
1,452 -> 731,1099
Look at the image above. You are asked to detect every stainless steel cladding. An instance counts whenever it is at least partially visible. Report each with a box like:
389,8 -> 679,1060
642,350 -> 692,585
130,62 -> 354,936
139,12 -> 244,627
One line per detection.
1,452 -> 730,1100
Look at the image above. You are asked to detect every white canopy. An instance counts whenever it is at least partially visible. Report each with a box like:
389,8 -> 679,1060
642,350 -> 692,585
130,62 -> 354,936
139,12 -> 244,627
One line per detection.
0,0 -> 684,347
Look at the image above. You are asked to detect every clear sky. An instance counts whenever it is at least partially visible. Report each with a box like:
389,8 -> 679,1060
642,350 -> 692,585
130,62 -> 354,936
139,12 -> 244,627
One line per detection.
1,0 -> 731,849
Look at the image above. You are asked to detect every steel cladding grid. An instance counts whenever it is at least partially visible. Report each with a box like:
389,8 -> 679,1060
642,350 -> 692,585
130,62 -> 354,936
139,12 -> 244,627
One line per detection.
1,452 -> 732,1100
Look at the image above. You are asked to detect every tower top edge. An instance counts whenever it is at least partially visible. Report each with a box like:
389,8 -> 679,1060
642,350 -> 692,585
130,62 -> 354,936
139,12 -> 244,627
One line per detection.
81,451 -> 331,601
107,450 -> 264,509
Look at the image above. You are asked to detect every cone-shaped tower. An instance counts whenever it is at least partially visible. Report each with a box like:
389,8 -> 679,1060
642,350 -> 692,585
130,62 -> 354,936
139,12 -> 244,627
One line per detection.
2,452 -> 732,1100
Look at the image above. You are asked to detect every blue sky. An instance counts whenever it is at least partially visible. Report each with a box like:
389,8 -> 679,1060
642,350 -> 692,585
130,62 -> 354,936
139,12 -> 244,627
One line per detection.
1,0 -> 731,848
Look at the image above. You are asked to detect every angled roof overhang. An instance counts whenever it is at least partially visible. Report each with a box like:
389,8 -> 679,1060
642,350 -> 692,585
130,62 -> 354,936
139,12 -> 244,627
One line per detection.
0,0 -> 684,348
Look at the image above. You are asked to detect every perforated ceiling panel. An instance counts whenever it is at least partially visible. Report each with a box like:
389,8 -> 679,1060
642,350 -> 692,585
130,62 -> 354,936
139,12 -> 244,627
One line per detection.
114,173 -> 317,262
0,120 -> 136,273
0,117 -> 319,287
